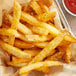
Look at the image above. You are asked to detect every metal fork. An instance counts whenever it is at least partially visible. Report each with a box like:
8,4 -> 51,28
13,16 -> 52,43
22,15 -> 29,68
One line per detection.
54,0 -> 76,37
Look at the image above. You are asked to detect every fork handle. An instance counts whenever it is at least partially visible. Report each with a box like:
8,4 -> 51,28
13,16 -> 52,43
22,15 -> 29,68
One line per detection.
54,0 -> 75,37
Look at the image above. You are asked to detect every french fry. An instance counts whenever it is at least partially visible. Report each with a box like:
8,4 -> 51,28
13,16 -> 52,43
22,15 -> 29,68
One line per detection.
40,23 -> 60,36
0,36 -> 9,42
0,40 -> 31,59
7,62 -> 27,67
47,52 -> 64,61
19,61 -> 62,74
29,34 -> 63,64
38,12 -> 56,22
0,28 -> 51,43
39,0 -> 53,7
7,56 -> 31,67
35,50 -> 55,74
18,34 -> 52,43
43,5 -> 49,12
59,40 -> 70,46
1,28 -> 74,46
21,12 -> 76,42
8,35 -> 15,45
11,1 -> 21,29
38,1 -> 49,13
64,35 -> 76,43
21,12 -> 60,36
9,1 -> 21,45
0,28 -> 20,37
30,50 -> 56,73
63,46 -> 72,63
18,23 -> 33,34
30,26 -> 49,35
14,39 -> 34,49
30,1 -> 43,15
7,15 -> 32,35
12,56 -> 31,63
35,42 -> 49,48
42,24 -> 76,42
58,47 -> 65,52
35,41 -> 70,48
24,50 -> 41,57
21,12 -> 40,26
23,5 -> 32,13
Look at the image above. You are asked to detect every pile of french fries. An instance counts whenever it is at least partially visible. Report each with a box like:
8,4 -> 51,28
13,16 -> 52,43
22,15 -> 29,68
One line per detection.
0,0 -> 76,76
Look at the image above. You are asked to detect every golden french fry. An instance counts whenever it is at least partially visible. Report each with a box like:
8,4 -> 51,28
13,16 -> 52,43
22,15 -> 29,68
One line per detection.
43,5 -> 49,12
30,1 -> 43,15
33,49 -> 56,73
35,50 -> 56,74
19,61 -> 62,74
21,11 -> 56,31
35,41 -> 70,48
44,24 -> 76,42
39,0 -> 53,7
0,40 -> 31,59
38,1 -> 49,13
14,39 -> 34,49
40,23 -> 60,36
38,12 -> 56,22
64,35 -> 76,43
24,50 -> 41,57
12,56 -> 31,63
0,36 -> 9,42
7,56 -> 31,67
23,5 -> 31,12
30,26 -> 49,35
18,34 -> 52,43
7,62 -> 27,67
8,35 -> 15,45
63,46 -> 72,63
0,28 -> 20,37
0,28 -> 51,43
9,1 -> 21,45
47,52 -> 64,61
21,12 -> 76,42
62,30 -> 76,43
59,40 -> 70,46
29,34 -> 63,64
35,42 -> 49,48
21,12 -> 40,26
0,29 -> 73,47
58,47 -> 65,52
21,12 -> 60,36
35,50 -> 55,73
18,23 -> 33,34
11,1 -> 21,29
7,15 -> 32,35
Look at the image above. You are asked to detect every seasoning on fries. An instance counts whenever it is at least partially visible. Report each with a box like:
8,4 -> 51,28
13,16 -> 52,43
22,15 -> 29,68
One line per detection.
0,0 -> 76,76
